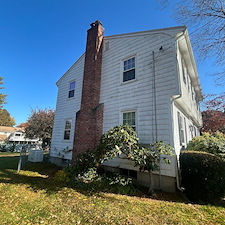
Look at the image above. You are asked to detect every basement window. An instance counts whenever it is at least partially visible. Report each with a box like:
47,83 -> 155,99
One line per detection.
120,168 -> 137,179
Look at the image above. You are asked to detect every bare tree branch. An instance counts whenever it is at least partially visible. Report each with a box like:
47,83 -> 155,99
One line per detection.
159,0 -> 225,85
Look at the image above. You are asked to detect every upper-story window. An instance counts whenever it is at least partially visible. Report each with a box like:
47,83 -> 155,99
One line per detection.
68,81 -> 76,98
122,111 -> 136,131
123,57 -> 135,82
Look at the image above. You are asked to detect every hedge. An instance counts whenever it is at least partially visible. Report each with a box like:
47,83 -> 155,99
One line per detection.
180,151 -> 225,203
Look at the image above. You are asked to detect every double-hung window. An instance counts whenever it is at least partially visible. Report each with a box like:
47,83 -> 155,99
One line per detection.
123,57 -> 135,82
64,120 -> 72,140
122,111 -> 136,130
68,81 -> 76,98
178,112 -> 185,145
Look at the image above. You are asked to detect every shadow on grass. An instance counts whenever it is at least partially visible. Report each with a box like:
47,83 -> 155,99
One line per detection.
0,155 -> 184,203
0,155 -> 66,194
1,155 -> 224,207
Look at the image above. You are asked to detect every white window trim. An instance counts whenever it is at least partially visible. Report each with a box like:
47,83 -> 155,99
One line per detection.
63,119 -> 72,141
178,112 -> 185,146
120,109 -> 138,132
120,54 -> 138,84
68,80 -> 76,99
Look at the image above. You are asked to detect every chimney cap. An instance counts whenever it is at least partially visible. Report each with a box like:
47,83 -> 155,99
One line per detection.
90,20 -> 103,28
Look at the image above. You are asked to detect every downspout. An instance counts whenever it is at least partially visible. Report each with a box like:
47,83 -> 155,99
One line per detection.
172,29 -> 186,192
171,95 -> 183,192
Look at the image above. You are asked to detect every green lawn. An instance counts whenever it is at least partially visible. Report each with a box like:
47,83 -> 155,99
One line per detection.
0,153 -> 225,225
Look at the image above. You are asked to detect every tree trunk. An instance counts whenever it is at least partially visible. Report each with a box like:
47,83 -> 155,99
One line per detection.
148,171 -> 155,196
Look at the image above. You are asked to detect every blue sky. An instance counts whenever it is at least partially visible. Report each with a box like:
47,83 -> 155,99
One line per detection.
0,0 -> 223,125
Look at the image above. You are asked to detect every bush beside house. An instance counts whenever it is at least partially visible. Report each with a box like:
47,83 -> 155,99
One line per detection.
57,124 -> 173,195
181,132 -> 225,203
186,132 -> 225,157
180,151 -> 225,203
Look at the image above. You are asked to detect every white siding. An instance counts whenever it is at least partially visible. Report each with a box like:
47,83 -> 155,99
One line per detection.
101,32 -> 179,146
50,27 -> 202,180
173,103 -> 201,157
50,54 -> 85,160
176,47 -> 202,127
100,31 -> 181,177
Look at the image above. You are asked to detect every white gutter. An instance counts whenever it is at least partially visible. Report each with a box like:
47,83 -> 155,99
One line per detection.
171,28 -> 187,192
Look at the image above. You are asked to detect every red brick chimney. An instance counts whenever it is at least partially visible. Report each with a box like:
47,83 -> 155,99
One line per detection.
72,20 -> 104,160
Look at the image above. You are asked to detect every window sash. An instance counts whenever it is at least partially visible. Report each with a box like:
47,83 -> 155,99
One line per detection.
123,57 -> 135,82
123,111 -> 136,130
64,130 -> 71,140
68,81 -> 76,98
64,120 -> 72,140
123,69 -> 135,82
68,90 -> 75,98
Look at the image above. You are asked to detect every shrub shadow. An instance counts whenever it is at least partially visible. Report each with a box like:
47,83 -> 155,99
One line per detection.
1,155 -> 224,206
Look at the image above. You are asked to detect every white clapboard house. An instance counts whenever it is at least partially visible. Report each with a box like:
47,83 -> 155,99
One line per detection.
50,21 -> 202,192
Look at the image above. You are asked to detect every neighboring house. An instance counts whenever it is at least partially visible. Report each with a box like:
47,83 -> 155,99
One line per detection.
50,21 -> 203,192
0,126 -> 40,145
0,126 -> 21,143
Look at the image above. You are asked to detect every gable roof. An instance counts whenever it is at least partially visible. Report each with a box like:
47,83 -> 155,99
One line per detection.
104,26 -> 186,40
0,126 -> 23,133
56,53 -> 85,86
55,25 -> 202,101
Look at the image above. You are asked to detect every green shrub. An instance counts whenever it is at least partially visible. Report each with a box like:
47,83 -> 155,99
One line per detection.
180,151 -> 225,203
97,124 -> 139,162
186,132 -> 225,156
105,173 -> 138,195
0,144 -> 7,152
65,124 -> 173,195
67,148 -> 98,177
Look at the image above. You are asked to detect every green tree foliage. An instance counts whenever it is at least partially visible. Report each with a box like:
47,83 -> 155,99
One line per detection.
0,77 -> 7,109
0,109 -> 16,127
69,124 -> 174,194
25,108 -> 55,149
186,132 -> 225,156
180,151 -> 225,203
